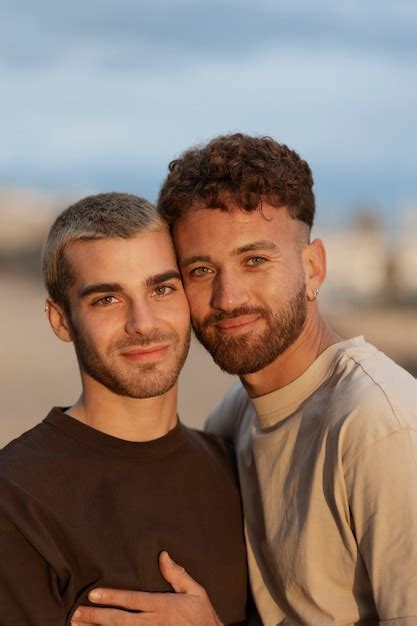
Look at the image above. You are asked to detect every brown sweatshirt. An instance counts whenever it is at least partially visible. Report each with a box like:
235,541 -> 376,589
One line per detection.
0,409 -> 248,625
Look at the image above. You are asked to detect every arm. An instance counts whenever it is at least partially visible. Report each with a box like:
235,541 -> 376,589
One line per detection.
346,429 -> 417,624
0,528 -> 66,624
72,551 -> 224,626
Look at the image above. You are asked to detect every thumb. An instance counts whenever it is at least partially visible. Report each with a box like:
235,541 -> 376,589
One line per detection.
159,551 -> 204,595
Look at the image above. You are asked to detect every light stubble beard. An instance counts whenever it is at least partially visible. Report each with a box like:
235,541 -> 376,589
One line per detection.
192,284 -> 307,375
70,326 -> 191,399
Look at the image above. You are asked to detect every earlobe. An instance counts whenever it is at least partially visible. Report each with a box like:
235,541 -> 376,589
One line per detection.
302,239 -> 326,298
307,287 -> 319,302
45,298 -> 73,343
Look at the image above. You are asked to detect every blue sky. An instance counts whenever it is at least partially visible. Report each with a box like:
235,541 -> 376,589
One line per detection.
2,0 -> 417,226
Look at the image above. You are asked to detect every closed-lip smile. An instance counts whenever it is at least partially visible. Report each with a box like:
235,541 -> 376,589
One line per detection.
215,315 -> 261,333
120,344 -> 170,360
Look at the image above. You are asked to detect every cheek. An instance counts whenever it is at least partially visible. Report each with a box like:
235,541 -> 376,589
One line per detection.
178,304 -> 191,330
73,314 -> 115,347
165,295 -> 191,330
183,282 -> 209,319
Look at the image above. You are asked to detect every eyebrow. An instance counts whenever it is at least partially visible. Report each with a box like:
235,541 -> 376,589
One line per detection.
145,270 -> 182,288
79,283 -> 123,299
180,255 -> 212,269
180,241 -> 281,268
79,271 -> 181,299
231,240 -> 281,255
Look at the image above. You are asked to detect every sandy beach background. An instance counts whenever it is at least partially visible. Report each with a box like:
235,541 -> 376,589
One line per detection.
1,270 -> 415,448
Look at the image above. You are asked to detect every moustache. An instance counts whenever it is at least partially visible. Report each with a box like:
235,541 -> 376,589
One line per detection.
199,306 -> 270,329
112,332 -> 176,350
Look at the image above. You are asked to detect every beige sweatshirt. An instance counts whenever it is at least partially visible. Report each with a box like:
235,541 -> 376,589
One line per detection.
207,337 -> 417,625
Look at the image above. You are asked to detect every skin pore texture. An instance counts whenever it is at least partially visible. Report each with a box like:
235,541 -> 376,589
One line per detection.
47,228 -> 191,442
173,203 -> 340,398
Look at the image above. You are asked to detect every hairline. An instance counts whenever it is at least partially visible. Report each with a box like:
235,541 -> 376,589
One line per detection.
47,218 -> 167,313
170,201 -> 312,244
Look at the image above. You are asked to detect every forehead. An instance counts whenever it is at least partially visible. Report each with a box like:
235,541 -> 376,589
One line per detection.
173,205 -> 304,257
65,229 -> 176,284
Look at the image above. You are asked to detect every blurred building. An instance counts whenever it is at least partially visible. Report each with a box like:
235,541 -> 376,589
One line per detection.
316,208 -> 417,377
0,186 -> 74,276
318,209 -> 417,306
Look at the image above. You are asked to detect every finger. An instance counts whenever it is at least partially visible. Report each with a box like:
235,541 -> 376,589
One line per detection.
72,606 -> 144,625
86,588 -> 168,612
159,551 -> 205,596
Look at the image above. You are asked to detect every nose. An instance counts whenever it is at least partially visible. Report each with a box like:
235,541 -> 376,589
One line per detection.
125,299 -> 160,335
210,271 -> 249,312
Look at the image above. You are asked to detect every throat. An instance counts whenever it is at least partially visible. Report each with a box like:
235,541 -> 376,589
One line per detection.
241,317 -> 340,398
66,385 -> 179,442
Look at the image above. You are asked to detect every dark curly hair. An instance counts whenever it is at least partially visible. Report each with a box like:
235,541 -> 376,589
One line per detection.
158,133 -> 315,228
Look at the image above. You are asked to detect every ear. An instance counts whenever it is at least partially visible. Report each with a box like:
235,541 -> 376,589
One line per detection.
45,298 -> 73,343
301,239 -> 326,299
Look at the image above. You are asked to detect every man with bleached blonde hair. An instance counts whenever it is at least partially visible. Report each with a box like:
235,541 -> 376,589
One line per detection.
0,192 -> 248,625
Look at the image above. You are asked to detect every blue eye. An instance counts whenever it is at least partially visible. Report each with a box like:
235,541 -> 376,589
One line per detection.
247,256 -> 266,266
190,267 -> 212,277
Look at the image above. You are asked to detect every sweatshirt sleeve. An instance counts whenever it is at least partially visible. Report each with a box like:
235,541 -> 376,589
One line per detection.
344,428 -> 417,623
0,528 -> 67,625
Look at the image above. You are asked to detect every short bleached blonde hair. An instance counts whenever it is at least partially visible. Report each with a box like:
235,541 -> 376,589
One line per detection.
42,192 -> 164,311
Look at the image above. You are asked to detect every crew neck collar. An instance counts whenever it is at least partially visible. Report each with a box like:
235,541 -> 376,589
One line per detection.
44,408 -> 187,459
252,336 -> 366,429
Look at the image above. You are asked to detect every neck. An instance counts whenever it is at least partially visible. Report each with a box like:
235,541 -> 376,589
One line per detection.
241,308 -> 341,398
67,378 -> 178,442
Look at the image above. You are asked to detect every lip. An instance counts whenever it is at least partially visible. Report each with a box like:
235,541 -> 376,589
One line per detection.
119,344 -> 170,361
215,315 -> 261,334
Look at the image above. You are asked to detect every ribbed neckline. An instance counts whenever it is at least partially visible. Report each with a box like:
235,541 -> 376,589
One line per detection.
252,336 -> 367,429
44,408 -> 187,459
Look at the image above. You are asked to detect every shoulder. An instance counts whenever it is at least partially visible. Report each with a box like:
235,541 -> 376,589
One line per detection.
182,424 -> 235,462
326,339 -> 417,460
332,339 -> 416,424
0,422 -> 47,467
204,382 -> 252,443
0,419 -> 61,500
182,425 -> 239,483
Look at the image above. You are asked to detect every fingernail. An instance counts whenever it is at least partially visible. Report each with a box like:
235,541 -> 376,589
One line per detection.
72,609 -> 81,619
89,589 -> 102,601
163,550 -> 172,563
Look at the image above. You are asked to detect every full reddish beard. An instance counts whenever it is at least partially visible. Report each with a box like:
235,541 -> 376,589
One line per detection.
70,326 -> 191,398
192,285 -> 307,375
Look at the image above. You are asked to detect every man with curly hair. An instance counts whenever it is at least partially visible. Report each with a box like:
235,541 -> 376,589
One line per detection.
74,135 -> 417,626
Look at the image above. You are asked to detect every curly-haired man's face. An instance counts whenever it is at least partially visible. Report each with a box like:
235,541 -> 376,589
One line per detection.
173,204 -> 312,376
